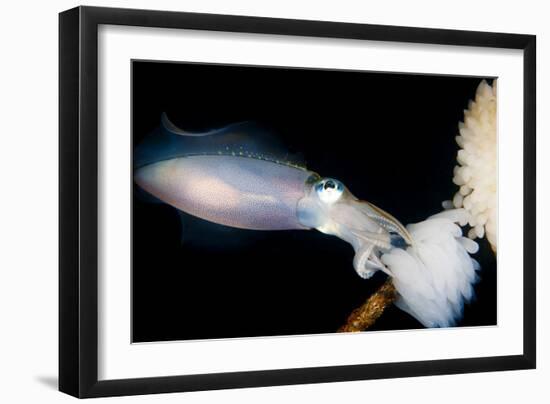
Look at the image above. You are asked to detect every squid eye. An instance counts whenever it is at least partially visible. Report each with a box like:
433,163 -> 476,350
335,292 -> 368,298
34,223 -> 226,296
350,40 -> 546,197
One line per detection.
315,178 -> 344,204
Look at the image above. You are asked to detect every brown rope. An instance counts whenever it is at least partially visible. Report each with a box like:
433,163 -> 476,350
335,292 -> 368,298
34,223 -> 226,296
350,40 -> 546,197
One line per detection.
338,279 -> 397,332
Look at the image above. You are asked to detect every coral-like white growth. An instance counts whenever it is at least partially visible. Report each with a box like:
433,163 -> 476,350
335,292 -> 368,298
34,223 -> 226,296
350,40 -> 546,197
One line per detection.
450,80 -> 497,249
381,209 -> 480,328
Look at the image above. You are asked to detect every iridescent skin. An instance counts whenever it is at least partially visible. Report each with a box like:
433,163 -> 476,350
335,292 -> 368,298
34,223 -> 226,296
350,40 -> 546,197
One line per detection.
134,116 -> 413,278
135,155 -> 312,231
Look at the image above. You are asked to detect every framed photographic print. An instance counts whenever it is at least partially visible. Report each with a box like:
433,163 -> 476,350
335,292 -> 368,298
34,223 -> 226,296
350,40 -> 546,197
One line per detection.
59,6 -> 536,398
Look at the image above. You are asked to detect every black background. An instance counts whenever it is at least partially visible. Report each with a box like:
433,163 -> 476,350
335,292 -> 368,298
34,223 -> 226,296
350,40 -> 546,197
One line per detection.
132,61 -> 496,343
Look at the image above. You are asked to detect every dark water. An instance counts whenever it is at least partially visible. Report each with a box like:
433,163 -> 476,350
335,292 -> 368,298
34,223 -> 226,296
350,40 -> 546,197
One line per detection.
132,61 -> 496,342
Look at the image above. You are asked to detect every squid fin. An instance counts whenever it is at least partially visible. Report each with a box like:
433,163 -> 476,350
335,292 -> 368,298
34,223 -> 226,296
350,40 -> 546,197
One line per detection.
161,112 -> 248,137
177,210 -> 187,245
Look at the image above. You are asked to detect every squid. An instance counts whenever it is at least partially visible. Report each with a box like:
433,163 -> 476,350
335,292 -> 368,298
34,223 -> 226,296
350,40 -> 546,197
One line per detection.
134,114 -> 413,280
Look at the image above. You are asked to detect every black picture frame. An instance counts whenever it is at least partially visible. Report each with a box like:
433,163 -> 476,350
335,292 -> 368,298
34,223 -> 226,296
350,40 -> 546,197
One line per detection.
59,5 -> 536,398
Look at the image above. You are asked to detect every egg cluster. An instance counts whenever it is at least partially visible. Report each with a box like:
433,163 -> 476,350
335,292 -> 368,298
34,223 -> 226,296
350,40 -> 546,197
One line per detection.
382,209 -> 480,328
449,80 -> 497,250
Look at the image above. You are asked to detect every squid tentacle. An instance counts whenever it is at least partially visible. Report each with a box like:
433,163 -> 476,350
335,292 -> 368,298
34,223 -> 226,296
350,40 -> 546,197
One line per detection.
351,226 -> 396,279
